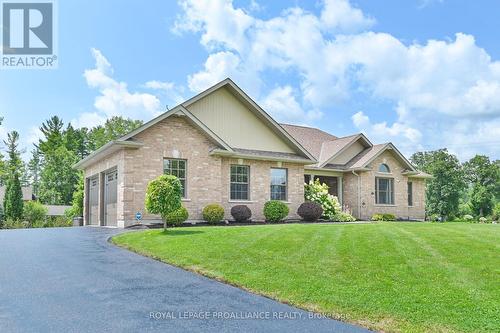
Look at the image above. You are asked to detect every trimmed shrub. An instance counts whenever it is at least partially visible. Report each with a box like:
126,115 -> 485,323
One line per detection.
203,204 -> 225,224
145,175 -> 182,229
331,212 -> 356,222
383,213 -> 396,221
371,213 -> 396,221
166,207 -> 189,227
264,200 -> 289,223
297,202 -> 323,222
230,205 -> 252,222
23,201 -> 48,227
463,214 -> 474,222
479,216 -> 488,223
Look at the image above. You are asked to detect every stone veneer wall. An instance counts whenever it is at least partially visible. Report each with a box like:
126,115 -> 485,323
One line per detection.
84,115 -> 305,227
122,115 -> 222,225
220,159 -> 303,221
342,150 -> 426,220
83,150 -> 125,227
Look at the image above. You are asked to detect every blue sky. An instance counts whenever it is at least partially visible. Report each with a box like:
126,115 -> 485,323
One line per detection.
1,0 -> 499,160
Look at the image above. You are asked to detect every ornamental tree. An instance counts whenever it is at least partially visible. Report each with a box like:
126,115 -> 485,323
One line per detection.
145,175 -> 182,229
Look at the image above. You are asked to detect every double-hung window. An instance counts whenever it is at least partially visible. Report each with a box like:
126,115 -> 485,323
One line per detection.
163,159 -> 187,198
270,168 -> 287,201
230,165 -> 250,200
375,177 -> 394,205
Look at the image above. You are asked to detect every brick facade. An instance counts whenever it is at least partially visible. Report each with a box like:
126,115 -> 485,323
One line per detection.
342,150 -> 426,220
83,116 -> 304,227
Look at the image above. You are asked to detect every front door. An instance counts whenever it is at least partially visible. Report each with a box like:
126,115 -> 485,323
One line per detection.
305,175 -> 338,197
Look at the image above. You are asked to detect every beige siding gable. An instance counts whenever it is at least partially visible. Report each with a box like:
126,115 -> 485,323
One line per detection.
329,140 -> 365,165
186,87 -> 295,153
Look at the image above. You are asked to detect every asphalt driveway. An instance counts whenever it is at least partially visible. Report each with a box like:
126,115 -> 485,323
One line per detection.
0,227 -> 370,333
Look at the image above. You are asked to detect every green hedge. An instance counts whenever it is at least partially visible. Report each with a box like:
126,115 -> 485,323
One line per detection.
371,213 -> 396,221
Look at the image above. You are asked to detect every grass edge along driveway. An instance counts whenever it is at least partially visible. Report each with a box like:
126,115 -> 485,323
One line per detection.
112,223 -> 499,333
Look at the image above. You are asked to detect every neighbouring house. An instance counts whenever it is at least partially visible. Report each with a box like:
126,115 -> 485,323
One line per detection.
0,186 -> 71,217
0,186 -> 35,203
74,78 -> 430,227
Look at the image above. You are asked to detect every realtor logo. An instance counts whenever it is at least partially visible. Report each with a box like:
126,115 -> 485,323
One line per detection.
1,0 -> 57,68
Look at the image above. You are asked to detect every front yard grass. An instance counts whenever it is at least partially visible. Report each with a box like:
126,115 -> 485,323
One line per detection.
112,223 -> 499,333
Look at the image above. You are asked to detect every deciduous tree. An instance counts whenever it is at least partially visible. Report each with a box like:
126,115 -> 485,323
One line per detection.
411,149 -> 465,221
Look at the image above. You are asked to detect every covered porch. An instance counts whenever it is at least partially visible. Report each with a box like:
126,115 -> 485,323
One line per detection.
304,169 -> 343,204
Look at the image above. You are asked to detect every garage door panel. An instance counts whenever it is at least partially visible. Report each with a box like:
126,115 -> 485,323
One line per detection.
105,170 -> 118,227
89,177 -> 99,225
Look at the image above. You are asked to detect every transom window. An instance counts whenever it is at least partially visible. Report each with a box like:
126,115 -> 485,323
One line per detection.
230,165 -> 250,200
163,159 -> 186,198
270,168 -> 287,201
375,177 -> 394,205
378,163 -> 391,173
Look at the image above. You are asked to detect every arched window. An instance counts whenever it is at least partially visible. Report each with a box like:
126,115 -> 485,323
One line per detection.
378,163 -> 390,173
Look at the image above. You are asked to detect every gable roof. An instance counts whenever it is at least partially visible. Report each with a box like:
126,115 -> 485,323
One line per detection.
318,133 -> 372,167
74,106 -> 234,170
346,143 -> 416,171
182,79 -> 315,160
75,78 -> 317,170
280,123 -> 374,168
280,123 -> 337,159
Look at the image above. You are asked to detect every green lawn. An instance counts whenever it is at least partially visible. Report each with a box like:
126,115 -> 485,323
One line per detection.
112,223 -> 499,333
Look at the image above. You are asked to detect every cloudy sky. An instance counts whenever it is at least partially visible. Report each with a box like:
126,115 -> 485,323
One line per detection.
1,0 -> 499,160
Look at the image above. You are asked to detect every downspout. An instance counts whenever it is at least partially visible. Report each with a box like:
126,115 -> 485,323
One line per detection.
352,170 -> 361,220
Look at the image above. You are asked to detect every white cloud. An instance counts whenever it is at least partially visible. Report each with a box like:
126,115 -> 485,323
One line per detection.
26,126 -> 43,146
0,123 -> 8,146
175,0 -> 500,159
262,86 -> 322,123
144,80 -> 185,106
70,112 -> 107,129
83,48 -> 162,120
418,0 -> 444,9
173,0 -> 253,52
320,0 -> 375,33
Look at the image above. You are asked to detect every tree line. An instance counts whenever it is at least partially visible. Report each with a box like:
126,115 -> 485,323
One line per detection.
411,149 -> 500,221
0,116 -> 142,222
0,114 -> 498,223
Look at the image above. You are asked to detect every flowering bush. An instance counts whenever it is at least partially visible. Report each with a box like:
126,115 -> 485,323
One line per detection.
304,179 -> 341,219
331,211 -> 356,222
478,216 -> 488,223
463,214 -> 474,222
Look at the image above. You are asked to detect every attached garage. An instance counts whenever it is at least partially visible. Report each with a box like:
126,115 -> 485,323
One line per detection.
88,176 -> 99,225
85,168 -> 119,227
104,170 -> 118,226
